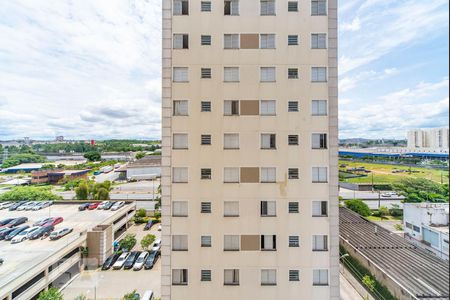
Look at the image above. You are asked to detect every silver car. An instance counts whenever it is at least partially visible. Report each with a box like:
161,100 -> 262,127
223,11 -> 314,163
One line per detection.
133,252 -> 149,271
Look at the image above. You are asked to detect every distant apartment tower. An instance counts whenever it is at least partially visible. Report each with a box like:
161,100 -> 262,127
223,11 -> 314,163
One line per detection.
407,128 -> 449,151
161,1 -> 339,299
56,136 -> 65,142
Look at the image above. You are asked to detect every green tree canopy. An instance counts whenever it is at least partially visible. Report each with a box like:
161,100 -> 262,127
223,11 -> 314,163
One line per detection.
1,153 -> 46,168
119,234 -> 137,252
141,234 -> 156,250
393,178 -> 449,203
0,186 -> 62,201
345,199 -> 372,217
37,288 -> 63,300
83,151 -> 102,162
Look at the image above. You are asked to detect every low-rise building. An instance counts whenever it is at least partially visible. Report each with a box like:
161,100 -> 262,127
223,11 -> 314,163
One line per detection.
116,156 -> 161,181
31,169 -> 89,184
403,202 -> 449,260
407,128 -> 449,152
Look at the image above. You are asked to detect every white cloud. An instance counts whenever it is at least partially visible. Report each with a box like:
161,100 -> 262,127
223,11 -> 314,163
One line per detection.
341,18 -> 361,32
339,68 -> 398,92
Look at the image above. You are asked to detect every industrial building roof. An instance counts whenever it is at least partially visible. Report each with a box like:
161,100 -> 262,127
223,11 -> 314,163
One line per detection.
340,207 -> 449,299
116,156 -> 161,171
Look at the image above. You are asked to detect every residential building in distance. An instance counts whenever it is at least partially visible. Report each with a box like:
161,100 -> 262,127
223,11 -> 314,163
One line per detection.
407,128 -> 449,152
162,1 -> 339,299
404,202 -> 449,260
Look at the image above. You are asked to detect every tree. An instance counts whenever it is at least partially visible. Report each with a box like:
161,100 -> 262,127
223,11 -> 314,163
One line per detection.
135,152 -> 146,160
136,209 -> 147,218
0,186 -> 62,201
37,288 -> 63,300
122,290 -> 139,300
141,234 -> 156,250
393,178 -> 449,203
75,182 -> 89,200
378,206 -> 389,218
95,187 -> 110,200
1,153 -> 46,168
345,199 -> 372,217
84,151 -> 102,162
74,295 -> 87,300
119,234 -> 137,252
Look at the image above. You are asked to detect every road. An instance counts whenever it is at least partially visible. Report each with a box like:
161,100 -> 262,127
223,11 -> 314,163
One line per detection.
340,188 -> 404,209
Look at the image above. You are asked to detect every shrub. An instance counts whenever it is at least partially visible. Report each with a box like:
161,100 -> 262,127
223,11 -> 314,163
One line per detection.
136,209 -> 147,218
119,234 -> 137,252
0,186 -> 62,201
141,234 -> 156,250
345,199 -> 372,217
37,288 -> 63,300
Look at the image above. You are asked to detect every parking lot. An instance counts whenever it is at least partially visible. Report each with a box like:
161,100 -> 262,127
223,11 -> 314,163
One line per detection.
62,224 -> 161,299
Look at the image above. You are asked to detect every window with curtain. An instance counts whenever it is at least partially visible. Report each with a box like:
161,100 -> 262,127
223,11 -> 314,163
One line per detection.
260,100 -> 276,115
224,67 -> 240,82
313,269 -> 329,286
173,134 -> 188,149
172,235 -> 188,251
312,100 -> 328,116
312,201 -> 328,217
173,201 -> 188,217
261,235 -> 277,250
260,67 -> 276,82
312,235 -> 328,251
260,0 -> 276,15
224,235 -> 240,251
261,167 -> 276,183
224,134 -> 239,149
173,100 -> 188,116
312,67 -> 327,82
312,167 -> 328,183
224,167 -> 240,183
312,33 -> 327,49
173,67 -> 189,82
261,201 -> 276,216
224,34 -> 240,49
173,167 -> 188,183
224,269 -> 240,285
260,34 -> 276,49
172,269 -> 188,285
261,269 -> 277,285
224,201 -> 239,217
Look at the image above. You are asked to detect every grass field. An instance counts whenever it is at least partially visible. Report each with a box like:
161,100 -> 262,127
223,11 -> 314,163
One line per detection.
340,160 -> 449,184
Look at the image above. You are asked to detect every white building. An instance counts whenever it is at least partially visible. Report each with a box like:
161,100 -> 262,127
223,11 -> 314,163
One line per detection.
404,203 -> 449,260
407,128 -> 449,153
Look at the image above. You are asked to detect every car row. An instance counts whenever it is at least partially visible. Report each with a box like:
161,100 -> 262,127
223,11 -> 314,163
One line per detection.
0,201 -> 54,211
78,201 -> 126,211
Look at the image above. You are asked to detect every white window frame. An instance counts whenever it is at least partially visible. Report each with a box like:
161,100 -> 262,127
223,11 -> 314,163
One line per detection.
311,33 -> 327,49
224,235 -> 240,251
311,67 -> 327,82
224,34 -> 240,49
312,167 -> 328,183
173,67 -> 189,82
261,167 -> 276,183
224,67 -> 240,82
313,269 -> 329,286
173,133 -> 188,149
172,235 -> 188,251
260,67 -> 276,82
261,269 -> 277,286
173,201 -> 188,217
224,167 -> 240,183
260,100 -> 277,116
260,34 -> 276,49
312,100 -> 328,116
260,0 -> 276,16
173,100 -> 189,116
224,201 -> 240,217
172,269 -> 188,285
224,133 -> 240,149
173,167 -> 188,183
261,201 -> 277,217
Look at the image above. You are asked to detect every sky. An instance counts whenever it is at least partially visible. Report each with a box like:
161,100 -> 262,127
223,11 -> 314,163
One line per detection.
0,0 -> 448,141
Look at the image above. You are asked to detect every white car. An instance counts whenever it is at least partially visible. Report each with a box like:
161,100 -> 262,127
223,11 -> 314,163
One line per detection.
112,252 -> 129,270
16,202 -> 33,211
133,252 -> 149,271
11,227 -> 40,244
25,202 -> 40,211
0,202 -> 12,209
111,201 -> 125,211
151,239 -> 162,253
98,201 -> 111,210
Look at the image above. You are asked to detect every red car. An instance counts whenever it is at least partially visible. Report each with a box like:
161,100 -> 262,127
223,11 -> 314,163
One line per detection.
43,217 -> 64,227
88,202 -> 100,210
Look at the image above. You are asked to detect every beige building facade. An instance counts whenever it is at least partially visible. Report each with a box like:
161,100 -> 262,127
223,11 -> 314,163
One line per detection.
161,0 -> 339,299
407,128 -> 449,152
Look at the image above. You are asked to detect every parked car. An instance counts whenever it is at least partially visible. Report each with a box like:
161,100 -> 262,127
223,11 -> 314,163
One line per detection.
4,217 -> 28,228
0,228 -> 16,241
5,225 -> 30,241
33,217 -> 54,227
102,202 -> 114,210
144,220 -> 154,231
88,203 -> 100,210
98,201 -> 111,210
133,252 -> 149,271
25,202 -> 40,211
42,217 -> 63,227
123,251 -> 141,270
78,203 -> 91,211
111,201 -> 125,211
49,228 -> 73,240
101,253 -> 120,270
0,218 -> 15,228
0,202 -> 11,209
112,252 -> 129,270
16,202 -> 32,211
144,251 -> 159,270
141,291 -> 154,300
11,226 -> 40,244
28,225 -> 54,240
0,258 -> 3,265
8,201 -> 27,211
151,239 -> 161,253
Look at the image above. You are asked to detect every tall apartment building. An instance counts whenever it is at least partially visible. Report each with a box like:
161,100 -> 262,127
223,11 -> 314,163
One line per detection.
407,128 -> 450,151
161,1 -> 339,299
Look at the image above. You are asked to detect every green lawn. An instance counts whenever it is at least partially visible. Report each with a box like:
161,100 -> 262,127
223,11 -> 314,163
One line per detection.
366,215 -> 403,222
340,160 -> 448,184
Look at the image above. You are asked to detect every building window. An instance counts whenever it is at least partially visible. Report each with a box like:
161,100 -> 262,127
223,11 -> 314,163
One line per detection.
173,167 -> 188,183
201,101 -> 211,112
173,67 -> 189,82
261,269 -> 277,286
260,100 -> 276,115
224,201 -> 240,217
173,133 -> 188,149
288,101 -> 299,112
312,201 -> 328,217
224,67 -> 240,82
288,1 -> 298,11
201,35 -> 212,45
288,68 -> 299,79
201,236 -> 212,247
312,167 -> 328,183
312,100 -> 328,116
289,236 -> 300,247
311,0 -> 327,16
405,222 -> 413,230
313,235 -> 328,251
261,201 -> 276,217
312,67 -> 327,82
289,270 -> 300,282
224,269 -> 240,285
173,201 -> 188,217
201,1 -> 212,11
224,235 -> 240,251
260,34 -> 276,49
224,167 -> 240,183
201,270 -> 212,282
313,269 -> 329,286
261,167 -> 276,183
172,235 -> 188,251
413,225 -> 421,233
288,35 -> 298,45
288,135 -> 299,145
312,33 -> 327,49
289,202 -> 299,213
201,135 -> 212,145
201,202 -> 212,213
173,0 -> 189,15
288,168 -> 299,179
224,34 -> 240,49
201,68 -> 212,79
261,0 -> 276,15
172,269 -> 188,285
224,100 -> 240,116
261,134 -> 276,150
201,168 -> 212,180
261,235 -> 277,250
224,134 -> 239,149
173,34 -> 189,49
224,0 -> 239,15
261,67 -> 276,82
312,134 -> 328,149
173,100 -> 189,116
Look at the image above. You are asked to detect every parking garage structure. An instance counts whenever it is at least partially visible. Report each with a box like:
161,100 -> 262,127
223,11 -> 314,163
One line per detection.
0,202 -> 136,300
